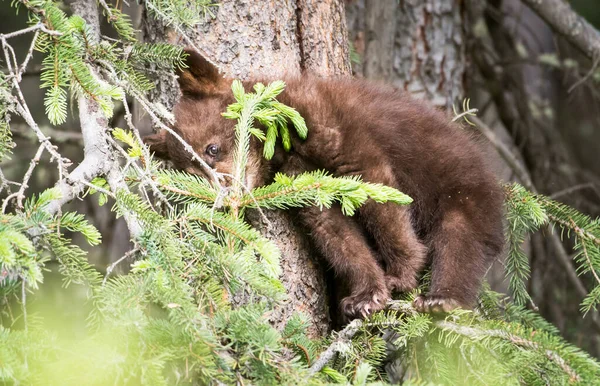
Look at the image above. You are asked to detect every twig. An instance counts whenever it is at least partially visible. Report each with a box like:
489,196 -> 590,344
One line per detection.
0,168 -> 12,195
452,108 -> 479,123
550,183 -> 600,200
78,178 -> 116,199
310,300 -> 583,383
308,319 -> 363,375
0,23 -> 61,40
97,62 -> 225,190
10,123 -> 83,144
17,30 -> 39,81
567,55 -> 600,93
97,0 -> 114,19
103,247 -> 139,285
218,172 -> 272,227
106,163 -> 143,237
1,144 -> 44,212
580,236 -> 600,289
105,133 -> 174,211
548,213 -> 600,247
547,227 -> 590,300
2,37 -> 73,177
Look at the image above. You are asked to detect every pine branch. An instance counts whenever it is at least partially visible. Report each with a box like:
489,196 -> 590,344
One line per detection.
435,320 -> 581,383
239,171 -> 412,215
38,0 -> 142,238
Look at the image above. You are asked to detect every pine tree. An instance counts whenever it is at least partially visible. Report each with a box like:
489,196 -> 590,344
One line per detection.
0,0 -> 600,385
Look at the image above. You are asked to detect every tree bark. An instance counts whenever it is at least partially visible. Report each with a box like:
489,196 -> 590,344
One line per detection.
142,0 -> 351,337
347,0 -> 466,108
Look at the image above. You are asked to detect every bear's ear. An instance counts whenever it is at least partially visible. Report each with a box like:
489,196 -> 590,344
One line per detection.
143,131 -> 169,159
177,48 -> 224,97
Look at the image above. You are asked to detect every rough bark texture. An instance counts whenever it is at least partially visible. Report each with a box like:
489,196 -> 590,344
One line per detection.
362,0 -> 397,81
297,0 -> 351,75
142,0 -> 351,337
347,0 -> 465,108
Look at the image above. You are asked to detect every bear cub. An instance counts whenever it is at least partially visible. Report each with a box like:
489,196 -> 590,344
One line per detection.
144,49 -> 505,320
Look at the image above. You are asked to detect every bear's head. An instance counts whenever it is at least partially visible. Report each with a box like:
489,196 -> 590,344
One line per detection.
144,49 -> 267,190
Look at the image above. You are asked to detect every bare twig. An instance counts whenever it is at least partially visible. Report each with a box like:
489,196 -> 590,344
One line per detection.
452,108 -> 479,123
308,319 -> 363,375
103,247 -> 139,285
567,55 -> 600,93
10,122 -> 83,144
550,183 -> 600,200
547,228 -> 590,300
0,23 -> 61,40
1,144 -> 44,213
0,168 -> 12,195
580,237 -> 600,289
2,38 -> 72,177
17,30 -> 39,80
97,0 -> 113,19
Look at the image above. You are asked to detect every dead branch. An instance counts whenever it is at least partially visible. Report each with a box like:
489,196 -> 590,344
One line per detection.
521,0 -> 600,62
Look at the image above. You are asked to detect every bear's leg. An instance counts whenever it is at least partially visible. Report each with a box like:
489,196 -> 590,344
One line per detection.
359,202 -> 427,294
356,165 -> 427,295
297,204 -> 389,320
413,209 -> 494,313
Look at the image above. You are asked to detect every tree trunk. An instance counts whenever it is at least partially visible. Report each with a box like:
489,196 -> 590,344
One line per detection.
141,0 -> 351,337
347,0 -> 466,108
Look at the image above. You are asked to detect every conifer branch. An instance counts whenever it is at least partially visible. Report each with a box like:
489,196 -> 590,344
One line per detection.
40,0 -> 142,238
435,320 -> 581,382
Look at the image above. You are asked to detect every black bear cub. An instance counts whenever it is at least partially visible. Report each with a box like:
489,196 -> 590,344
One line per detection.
144,49 -> 505,320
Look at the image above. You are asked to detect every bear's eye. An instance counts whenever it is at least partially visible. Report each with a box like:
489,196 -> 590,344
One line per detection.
206,144 -> 219,157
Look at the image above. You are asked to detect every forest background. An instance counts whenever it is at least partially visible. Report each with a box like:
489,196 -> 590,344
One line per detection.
2,0 -> 600,384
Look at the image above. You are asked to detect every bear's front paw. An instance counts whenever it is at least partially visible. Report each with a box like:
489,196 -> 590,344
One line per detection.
341,285 -> 390,320
412,294 -> 464,314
